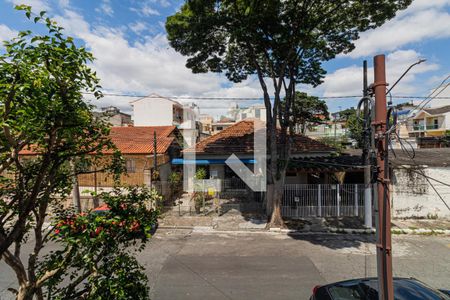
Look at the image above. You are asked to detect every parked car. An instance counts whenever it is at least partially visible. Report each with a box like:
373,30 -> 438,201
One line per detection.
310,277 -> 450,300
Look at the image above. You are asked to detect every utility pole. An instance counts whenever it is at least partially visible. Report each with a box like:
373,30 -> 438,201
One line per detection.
373,54 -> 394,300
334,106 -> 341,145
153,130 -> 158,182
334,116 -> 337,144
362,60 -> 372,228
70,161 -> 81,213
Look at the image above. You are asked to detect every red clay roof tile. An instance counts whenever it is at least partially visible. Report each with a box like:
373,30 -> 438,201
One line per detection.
186,120 -> 333,154
20,126 -> 177,155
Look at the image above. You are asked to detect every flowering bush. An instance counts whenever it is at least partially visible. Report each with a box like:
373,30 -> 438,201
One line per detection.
40,186 -> 159,299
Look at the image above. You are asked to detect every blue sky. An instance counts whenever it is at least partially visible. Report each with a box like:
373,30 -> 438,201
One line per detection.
1,0 -> 450,118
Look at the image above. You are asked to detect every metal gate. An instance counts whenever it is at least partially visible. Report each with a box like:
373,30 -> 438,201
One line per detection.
282,184 -> 366,218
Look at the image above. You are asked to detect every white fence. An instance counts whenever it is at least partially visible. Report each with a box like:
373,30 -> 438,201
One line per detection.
189,181 -> 368,218
282,184 -> 366,218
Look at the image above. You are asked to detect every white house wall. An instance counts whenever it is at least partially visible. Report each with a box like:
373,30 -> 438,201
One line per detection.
391,167 -> 450,219
132,97 -> 174,126
445,112 -> 450,130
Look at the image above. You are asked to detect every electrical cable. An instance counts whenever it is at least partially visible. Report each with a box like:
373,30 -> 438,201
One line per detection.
393,133 -> 450,212
81,91 -> 450,101
390,164 -> 450,189
386,76 -> 450,135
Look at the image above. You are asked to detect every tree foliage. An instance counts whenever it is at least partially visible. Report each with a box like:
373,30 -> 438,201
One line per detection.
41,187 -> 160,300
283,92 -> 328,134
0,6 -> 157,300
347,110 -> 364,148
166,0 -> 412,226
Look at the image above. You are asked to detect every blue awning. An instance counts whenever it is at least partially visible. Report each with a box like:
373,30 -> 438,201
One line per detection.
171,158 -> 256,165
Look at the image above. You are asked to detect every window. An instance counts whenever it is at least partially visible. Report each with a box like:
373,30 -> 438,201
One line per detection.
255,109 -> 261,118
126,159 -> 136,173
216,126 -> 223,131
241,113 -> 247,119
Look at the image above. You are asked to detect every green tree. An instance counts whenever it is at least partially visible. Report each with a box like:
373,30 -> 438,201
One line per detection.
165,0 -> 411,227
40,187 -> 160,300
337,107 -> 356,121
0,7 -> 157,299
347,110 -> 364,148
284,92 -> 329,134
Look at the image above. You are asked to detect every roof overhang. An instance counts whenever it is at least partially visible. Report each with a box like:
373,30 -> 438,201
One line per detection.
171,158 -> 256,165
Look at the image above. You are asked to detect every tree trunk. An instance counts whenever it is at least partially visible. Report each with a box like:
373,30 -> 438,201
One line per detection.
269,178 -> 285,227
17,285 -> 34,300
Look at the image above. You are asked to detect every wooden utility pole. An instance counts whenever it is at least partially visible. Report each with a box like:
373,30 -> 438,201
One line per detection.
373,54 -> 394,300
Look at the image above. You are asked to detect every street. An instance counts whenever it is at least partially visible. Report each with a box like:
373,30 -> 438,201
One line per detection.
141,230 -> 450,299
1,230 -> 449,300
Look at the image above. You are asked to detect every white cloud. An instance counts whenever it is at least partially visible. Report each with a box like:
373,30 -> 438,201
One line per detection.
130,2 -> 160,16
424,75 -> 450,107
348,0 -> 450,58
0,24 -> 18,43
129,21 -> 148,35
58,0 -> 70,8
321,50 -> 439,97
150,0 -> 171,8
95,0 -> 114,17
54,9 -> 231,112
6,0 -> 49,12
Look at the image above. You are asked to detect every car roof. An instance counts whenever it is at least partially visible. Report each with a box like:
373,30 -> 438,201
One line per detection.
321,277 -> 416,288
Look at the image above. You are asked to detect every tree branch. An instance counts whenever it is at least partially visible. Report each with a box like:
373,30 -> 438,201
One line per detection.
35,245 -> 75,288
2,249 -> 27,285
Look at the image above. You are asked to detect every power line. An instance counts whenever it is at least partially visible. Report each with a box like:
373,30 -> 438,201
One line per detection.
407,76 -> 450,116
393,136 -> 450,212
391,164 -> 450,189
387,76 -> 450,134
82,92 -> 450,101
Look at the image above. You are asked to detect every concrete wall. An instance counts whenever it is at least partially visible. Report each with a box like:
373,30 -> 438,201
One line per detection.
285,172 -> 308,184
391,166 -> 450,219
132,97 -> 174,126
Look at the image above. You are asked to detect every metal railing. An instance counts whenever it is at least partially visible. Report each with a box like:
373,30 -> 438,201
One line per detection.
412,124 -> 440,131
282,184 -> 366,218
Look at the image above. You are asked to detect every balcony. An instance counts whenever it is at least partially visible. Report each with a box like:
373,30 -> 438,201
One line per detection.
426,124 -> 439,130
412,124 -> 440,131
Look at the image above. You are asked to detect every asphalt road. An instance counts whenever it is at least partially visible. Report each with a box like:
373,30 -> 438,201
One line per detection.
1,230 -> 450,300
141,230 -> 450,300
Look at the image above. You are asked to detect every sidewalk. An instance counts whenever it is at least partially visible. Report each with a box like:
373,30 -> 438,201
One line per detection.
159,214 -> 450,235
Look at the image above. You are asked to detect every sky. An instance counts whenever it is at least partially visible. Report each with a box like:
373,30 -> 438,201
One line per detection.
1,0 -> 450,119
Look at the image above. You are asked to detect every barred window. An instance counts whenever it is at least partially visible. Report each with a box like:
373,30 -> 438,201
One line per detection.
126,159 -> 136,173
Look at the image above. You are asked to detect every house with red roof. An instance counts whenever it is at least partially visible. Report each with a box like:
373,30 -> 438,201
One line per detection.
75,125 -> 182,201
174,119 -> 338,188
17,125 -> 183,209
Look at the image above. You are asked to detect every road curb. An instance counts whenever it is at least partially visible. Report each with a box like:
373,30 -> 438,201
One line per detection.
159,225 -> 450,236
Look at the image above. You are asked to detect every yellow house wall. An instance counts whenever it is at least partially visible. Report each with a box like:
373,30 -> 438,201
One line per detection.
425,130 -> 445,137
77,153 -> 170,187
